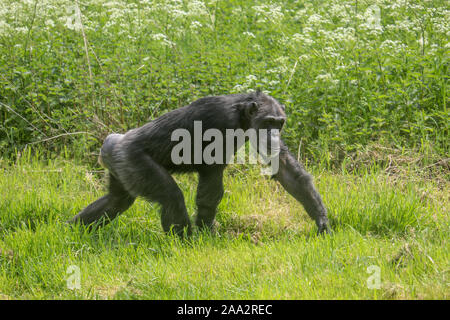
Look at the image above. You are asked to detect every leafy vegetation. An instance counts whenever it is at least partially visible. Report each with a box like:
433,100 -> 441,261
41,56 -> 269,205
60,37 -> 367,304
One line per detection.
0,0 -> 448,166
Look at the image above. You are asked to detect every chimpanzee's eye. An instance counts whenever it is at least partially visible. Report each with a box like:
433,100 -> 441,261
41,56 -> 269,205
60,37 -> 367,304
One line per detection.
264,119 -> 276,127
264,118 -> 284,130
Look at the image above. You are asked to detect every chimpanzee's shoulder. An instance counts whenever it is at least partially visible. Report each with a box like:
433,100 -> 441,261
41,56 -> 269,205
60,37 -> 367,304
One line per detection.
188,93 -> 251,109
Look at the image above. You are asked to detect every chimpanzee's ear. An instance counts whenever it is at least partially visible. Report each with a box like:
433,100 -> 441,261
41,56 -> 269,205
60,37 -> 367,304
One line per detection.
233,101 -> 258,119
245,101 -> 258,119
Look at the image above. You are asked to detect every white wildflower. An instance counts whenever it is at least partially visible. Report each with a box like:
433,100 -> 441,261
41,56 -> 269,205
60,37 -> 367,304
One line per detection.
329,3 -> 349,20
307,14 -> 325,26
292,33 -> 314,46
266,68 -> 279,74
315,73 -> 339,87
190,21 -> 203,31
323,47 -> 342,60
246,75 -> 257,83
150,33 -> 175,47
380,40 -> 406,52
0,21 -> 10,36
187,0 -> 208,16
45,19 -> 55,28
335,65 -> 348,71
172,9 -> 188,19
294,9 -> 308,21
252,4 -> 284,24
232,7 -> 243,16
298,54 -> 310,62
303,27 -> 314,34
268,80 -> 280,87
15,27 -> 28,33
253,44 -> 262,51
321,27 -> 356,43
150,33 -> 166,41
315,73 -> 333,81
232,84 -> 246,93
243,31 -> 256,38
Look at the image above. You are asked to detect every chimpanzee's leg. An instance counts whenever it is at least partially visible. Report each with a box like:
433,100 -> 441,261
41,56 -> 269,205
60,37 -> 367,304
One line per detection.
118,152 -> 192,236
273,141 -> 330,234
69,173 -> 135,229
195,168 -> 224,230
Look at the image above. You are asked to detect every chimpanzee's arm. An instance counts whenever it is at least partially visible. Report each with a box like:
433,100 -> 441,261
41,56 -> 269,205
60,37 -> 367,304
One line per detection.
273,140 -> 330,234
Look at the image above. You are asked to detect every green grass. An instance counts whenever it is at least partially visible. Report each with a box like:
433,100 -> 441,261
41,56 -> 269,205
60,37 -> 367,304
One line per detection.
1,0 -> 448,164
0,155 -> 448,299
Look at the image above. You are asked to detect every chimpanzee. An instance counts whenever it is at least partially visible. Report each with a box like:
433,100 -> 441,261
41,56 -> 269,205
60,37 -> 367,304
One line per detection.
69,91 -> 330,236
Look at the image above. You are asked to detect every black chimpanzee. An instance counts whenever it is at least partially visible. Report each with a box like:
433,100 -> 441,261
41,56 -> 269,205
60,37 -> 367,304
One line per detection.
69,91 -> 330,236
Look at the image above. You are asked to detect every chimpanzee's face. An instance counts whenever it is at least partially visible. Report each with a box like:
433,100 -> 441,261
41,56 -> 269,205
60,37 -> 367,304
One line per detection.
253,96 -> 286,130
250,94 -> 286,158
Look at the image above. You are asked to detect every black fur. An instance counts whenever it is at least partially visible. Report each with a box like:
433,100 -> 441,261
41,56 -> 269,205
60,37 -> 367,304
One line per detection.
69,91 -> 329,236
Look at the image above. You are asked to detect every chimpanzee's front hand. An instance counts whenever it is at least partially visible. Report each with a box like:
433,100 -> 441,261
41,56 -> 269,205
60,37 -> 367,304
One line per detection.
317,217 -> 331,235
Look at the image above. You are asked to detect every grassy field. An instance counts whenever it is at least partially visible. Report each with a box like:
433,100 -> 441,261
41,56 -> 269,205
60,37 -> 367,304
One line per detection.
0,154 -> 448,299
